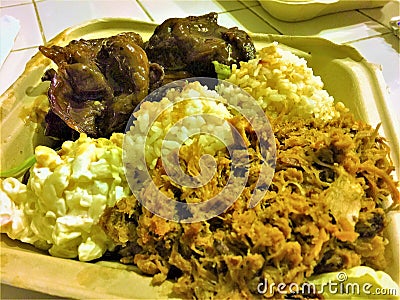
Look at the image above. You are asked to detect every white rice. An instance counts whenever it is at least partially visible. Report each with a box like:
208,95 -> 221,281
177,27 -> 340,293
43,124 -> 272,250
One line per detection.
227,42 -> 338,121
124,81 -> 234,171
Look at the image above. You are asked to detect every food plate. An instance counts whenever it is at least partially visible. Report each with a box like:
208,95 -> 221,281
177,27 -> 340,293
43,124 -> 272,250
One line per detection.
258,0 -> 389,22
1,18 -> 399,299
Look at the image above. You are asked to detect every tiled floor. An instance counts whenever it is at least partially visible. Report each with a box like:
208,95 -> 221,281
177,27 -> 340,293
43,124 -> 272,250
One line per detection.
0,3 -> 43,49
1,0 -> 398,101
249,4 -> 391,41
0,0 -> 399,298
139,0 -> 246,22
36,0 -> 151,40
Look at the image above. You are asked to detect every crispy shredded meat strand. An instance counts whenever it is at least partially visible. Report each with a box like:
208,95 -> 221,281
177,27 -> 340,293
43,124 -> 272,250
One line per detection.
100,109 -> 399,299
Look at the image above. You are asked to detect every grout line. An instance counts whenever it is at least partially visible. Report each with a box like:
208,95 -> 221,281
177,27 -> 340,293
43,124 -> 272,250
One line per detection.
357,9 -> 386,27
344,31 -> 394,45
217,8 -> 283,35
32,0 -> 47,45
357,9 -> 392,30
219,6 -> 255,14
244,5 -> 283,35
210,0 -> 256,13
135,0 -> 154,23
0,1 -> 31,9
10,46 -> 39,52
238,0 -> 261,8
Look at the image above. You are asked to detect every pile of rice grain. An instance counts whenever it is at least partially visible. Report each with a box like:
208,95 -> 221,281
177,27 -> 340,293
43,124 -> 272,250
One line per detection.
124,81 -> 233,171
227,42 -> 339,121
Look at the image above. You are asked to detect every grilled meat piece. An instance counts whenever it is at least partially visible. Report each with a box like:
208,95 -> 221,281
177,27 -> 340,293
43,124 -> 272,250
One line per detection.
40,32 -> 163,138
43,109 -> 78,142
145,12 -> 256,77
40,32 -> 143,66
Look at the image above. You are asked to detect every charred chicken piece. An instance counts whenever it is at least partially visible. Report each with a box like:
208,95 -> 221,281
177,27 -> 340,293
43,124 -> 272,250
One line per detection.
39,32 -> 163,139
145,12 -> 256,77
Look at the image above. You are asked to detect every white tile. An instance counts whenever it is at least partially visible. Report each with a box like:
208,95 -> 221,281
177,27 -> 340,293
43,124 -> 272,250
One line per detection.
170,0 -> 244,15
318,21 -> 389,44
238,0 -> 260,8
250,6 -> 390,43
0,48 -> 38,95
218,9 -> 279,34
0,4 -> 43,49
1,0 -> 32,7
212,0 -> 246,11
140,0 -> 239,23
348,34 -> 400,126
360,0 -> 400,28
136,2 -> 276,34
36,0 -> 151,41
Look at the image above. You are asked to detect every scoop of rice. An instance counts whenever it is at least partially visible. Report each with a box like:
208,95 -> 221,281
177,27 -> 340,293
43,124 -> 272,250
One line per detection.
124,81 -> 233,171
227,42 -> 338,121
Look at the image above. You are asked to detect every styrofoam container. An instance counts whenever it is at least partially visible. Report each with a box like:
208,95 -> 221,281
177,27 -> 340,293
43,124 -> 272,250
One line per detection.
259,0 -> 389,22
0,18 -> 399,299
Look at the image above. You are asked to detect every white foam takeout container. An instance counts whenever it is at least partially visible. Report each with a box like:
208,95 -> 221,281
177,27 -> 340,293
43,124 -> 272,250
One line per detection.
258,0 -> 389,22
0,18 -> 399,299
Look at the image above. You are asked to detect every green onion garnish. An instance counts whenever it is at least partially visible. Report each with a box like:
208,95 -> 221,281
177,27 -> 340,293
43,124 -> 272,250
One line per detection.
0,155 -> 36,178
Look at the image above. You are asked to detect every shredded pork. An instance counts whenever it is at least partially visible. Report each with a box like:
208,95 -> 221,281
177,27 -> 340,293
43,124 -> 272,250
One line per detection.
100,106 -> 399,299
